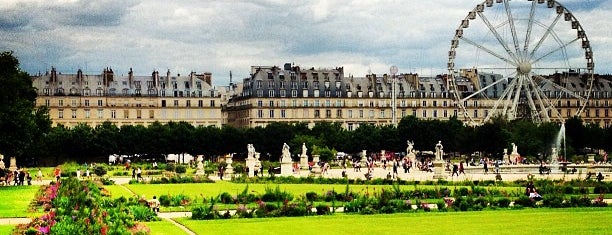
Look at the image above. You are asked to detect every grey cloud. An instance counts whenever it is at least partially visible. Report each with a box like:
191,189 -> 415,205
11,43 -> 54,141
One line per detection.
50,0 -> 140,27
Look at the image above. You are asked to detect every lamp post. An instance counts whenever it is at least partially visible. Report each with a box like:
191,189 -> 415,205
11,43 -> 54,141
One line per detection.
390,65 -> 398,126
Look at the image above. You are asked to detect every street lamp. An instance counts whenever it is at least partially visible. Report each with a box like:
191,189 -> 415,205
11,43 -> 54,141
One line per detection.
390,65 -> 398,126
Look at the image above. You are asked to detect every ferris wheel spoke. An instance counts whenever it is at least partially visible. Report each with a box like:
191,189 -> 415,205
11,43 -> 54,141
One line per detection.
460,37 -> 518,66
477,12 -> 519,61
522,80 -> 544,122
529,12 -> 563,59
460,77 -> 509,103
532,38 -> 580,65
533,75 -> 587,102
503,0 -> 522,57
501,74 -> 520,118
483,77 -> 518,123
527,76 -> 562,122
509,76 -> 526,119
523,0 -> 537,54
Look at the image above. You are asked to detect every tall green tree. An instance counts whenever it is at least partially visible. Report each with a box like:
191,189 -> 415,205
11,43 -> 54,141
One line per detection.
0,51 -> 51,163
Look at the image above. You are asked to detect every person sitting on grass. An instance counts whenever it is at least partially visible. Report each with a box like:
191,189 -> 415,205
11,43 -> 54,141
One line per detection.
148,196 -> 160,214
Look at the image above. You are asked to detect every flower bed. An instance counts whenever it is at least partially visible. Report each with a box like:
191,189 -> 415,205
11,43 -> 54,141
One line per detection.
15,178 -> 157,235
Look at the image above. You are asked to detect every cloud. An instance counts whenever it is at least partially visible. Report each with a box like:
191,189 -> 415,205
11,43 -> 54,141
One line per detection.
0,0 -> 610,85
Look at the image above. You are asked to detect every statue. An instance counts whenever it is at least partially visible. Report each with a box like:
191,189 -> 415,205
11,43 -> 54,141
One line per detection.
0,154 -> 4,170
406,140 -> 414,154
511,143 -> 518,155
301,143 -> 308,156
247,144 -> 255,159
435,141 -> 444,161
281,143 -> 291,161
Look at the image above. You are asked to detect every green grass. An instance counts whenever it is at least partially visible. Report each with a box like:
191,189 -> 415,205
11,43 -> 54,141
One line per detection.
0,186 -> 40,218
104,184 -> 137,199
144,220 -> 190,235
123,181 -> 522,199
175,207 -> 612,235
0,225 -> 14,235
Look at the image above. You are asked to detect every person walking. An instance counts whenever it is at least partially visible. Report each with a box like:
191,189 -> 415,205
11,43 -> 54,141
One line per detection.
483,159 -> 489,174
459,161 -> 465,175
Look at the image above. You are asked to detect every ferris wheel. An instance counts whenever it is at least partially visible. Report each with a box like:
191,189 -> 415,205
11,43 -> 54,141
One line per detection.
447,0 -> 594,125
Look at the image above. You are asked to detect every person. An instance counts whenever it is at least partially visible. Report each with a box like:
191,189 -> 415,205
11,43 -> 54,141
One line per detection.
596,172 -> 604,182
54,167 -> 61,182
136,167 -> 143,181
148,196 -> 160,214
483,159 -> 489,174
451,164 -> 459,177
13,169 -> 20,186
85,168 -> 90,179
392,160 -> 398,178
19,170 -> 26,186
525,181 -> 536,195
494,161 -> 500,174
26,172 -> 32,185
459,161 -> 465,175
37,168 -> 43,182
76,168 -> 81,180
152,162 -> 158,169
132,168 -> 136,179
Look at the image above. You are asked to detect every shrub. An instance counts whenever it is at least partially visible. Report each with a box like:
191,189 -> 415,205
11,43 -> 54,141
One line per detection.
305,192 -> 319,202
159,195 -> 171,207
175,165 -> 187,174
514,195 -> 536,207
192,205 -> 219,220
593,184 -> 608,194
219,192 -> 234,204
129,205 -> 159,221
165,164 -> 176,172
542,194 -> 566,208
93,165 -> 107,177
496,197 -> 511,208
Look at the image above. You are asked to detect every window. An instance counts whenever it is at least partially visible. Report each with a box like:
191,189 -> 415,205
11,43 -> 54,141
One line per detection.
269,101 -> 274,107
281,110 -> 286,118
326,109 -> 331,118
422,100 -> 426,107
369,110 -> 374,118
348,110 -> 353,118
258,101 -> 263,107
359,110 -> 364,118
198,100 -> 203,107
186,100 -> 191,107
85,109 -> 90,118
98,100 -> 103,106
174,100 -> 179,107
314,110 -> 320,118
111,110 -> 116,119
71,109 -> 77,118
149,110 -> 155,119
58,109 -> 63,119
269,110 -> 275,118
291,90 -> 297,97
268,90 -> 274,97
71,99 -> 77,107
336,109 -> 342,118
123,110 -> 129,119
433,110 -> 438,118
137,110 -> 142,119
58,99 -> 64,107
97,109 -> 103,118
380,110 -> 385,118
45,99 -> 50,107
161,100 -> 167,107
473,110 -> 478,118
257,110 -> 263,118
422,110 -> 427,117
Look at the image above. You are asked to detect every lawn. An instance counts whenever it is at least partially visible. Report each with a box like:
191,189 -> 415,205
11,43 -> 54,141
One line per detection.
0,186 -> 40,218
175,207 -> 612,235
0,225 -> 14,235
123,181 -> 522,200
144,220 -> 190,235
104,184 -> 136,199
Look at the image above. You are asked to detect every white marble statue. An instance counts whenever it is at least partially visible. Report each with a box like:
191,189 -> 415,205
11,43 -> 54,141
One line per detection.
407,140 -> 414,154
281,143 -> 291,162
247,144 -> 255,159
511,143 -> 518,155
435,141 -> 444,161
301,143 -> 308,156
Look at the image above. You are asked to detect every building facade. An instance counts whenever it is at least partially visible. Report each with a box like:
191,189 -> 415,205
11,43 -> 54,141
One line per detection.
224,63 -> 612,129
32,67 -> 223,127
32,64 -> 612,129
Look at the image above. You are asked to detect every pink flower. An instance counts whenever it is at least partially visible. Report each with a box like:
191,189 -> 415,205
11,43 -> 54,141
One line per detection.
38,226 -> 50,234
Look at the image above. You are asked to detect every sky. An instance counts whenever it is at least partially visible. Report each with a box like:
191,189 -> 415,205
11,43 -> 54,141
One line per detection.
1,0 -> 610,86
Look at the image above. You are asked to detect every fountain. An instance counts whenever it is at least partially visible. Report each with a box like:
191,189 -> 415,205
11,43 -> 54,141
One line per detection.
554,122 -> 566,163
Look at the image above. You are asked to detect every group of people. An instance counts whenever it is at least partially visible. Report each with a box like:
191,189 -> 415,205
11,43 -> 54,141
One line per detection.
0,168 -> 33,186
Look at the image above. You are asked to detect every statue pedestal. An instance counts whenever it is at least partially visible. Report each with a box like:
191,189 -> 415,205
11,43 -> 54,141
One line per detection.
312,155 -> 321,174
300,154 -> 309,170
433,160 -> 446,179
246,157 -> 256,177
280,160 -> 292,176
224,156 -> 234,176
8,157 -> 17,172
195,162 -> 204,176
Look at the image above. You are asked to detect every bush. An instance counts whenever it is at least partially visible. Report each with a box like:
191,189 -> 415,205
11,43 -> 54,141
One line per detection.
159,195 -> 171,207
175,165 -> 187,174
93,165 -> 107,177
305,192 -> 319,202
514,195 -> 536,207
496,197 -> 511,208
219,192 -> 234,204
129,205 -> 159,221
593,184 -> 608,194
165,164 -> 176,172
192,205 -> 219,220
542,194 -> 566,208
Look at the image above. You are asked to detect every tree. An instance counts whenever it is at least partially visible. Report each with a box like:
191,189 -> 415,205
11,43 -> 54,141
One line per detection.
0,51 -> 51,164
